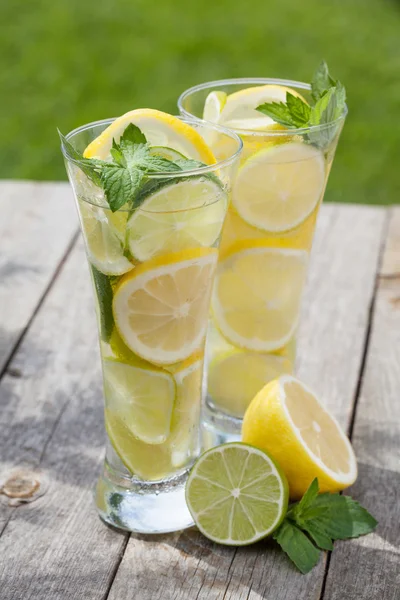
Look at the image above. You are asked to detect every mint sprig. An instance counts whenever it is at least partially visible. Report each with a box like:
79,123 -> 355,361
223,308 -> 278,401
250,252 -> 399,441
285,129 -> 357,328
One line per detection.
59,124 -> 202,212
273,478 -> 377,574
256,61 -> 346,147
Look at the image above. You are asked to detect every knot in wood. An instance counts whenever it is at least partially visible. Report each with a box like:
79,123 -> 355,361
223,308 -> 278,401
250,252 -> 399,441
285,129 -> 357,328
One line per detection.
1,472 -> 40,499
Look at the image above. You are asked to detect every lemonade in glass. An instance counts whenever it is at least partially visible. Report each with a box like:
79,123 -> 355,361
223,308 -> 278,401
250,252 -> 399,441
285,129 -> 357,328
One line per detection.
61,110 -> 242,532
178,69 -> 346,439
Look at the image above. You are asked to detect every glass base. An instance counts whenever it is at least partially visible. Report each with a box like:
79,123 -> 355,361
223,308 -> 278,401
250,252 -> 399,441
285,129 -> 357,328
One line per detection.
95,461 -> 194,534
201,398 -> 242,448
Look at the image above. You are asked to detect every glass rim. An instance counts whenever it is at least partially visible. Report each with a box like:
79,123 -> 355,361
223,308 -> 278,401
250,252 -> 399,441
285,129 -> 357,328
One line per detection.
61,115 -> 243,177
177,77 -> 348,137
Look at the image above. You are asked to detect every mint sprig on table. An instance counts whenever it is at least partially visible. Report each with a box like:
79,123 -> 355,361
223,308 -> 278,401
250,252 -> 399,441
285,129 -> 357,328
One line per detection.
273,478 -> 377,574
257,61 -> 346,146
59,124 -> 204,212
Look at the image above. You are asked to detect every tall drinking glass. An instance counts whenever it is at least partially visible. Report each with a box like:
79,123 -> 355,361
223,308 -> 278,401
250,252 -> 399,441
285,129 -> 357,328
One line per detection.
61,117 -> 242,533
178,79 -> 346,442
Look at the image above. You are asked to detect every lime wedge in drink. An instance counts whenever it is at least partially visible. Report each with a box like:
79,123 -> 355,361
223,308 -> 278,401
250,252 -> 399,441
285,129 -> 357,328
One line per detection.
185,442 -> 289,545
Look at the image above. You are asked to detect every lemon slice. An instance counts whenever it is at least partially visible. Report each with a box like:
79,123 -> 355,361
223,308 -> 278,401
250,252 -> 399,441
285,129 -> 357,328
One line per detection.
233,142 -> 326,233
168,359 -> 203,468
186,442 -> 289,545
212,246 -> 308,352
220,84 -> 306,124
127,178 -> 227,261
103,358 -> 176,446
149,146 -> 186,161
242,375 -> 358,498
84,109 -> 216,164
113,248 -> 218,365
79,200 -> 133,275
208,348 -> 292,418
223,118 -> 286,132
203,91 -> 227,123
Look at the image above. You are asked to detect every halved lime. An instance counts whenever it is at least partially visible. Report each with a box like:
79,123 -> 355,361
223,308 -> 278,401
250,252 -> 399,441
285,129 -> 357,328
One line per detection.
186,442 -> 289,545
127,178 -> 227,261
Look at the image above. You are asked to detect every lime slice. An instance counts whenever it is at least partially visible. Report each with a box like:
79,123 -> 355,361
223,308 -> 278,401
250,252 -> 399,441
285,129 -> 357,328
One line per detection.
149,146 -> 187,161
233,142 -> 326,233
127,178 -> 227,261
103,358 -> 176,446
79,200 -> 133,276
186,442 -> 289,545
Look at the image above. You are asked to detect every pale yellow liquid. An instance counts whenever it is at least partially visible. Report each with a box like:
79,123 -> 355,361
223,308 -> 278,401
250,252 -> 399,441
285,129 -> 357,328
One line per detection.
207,134 -> 332,418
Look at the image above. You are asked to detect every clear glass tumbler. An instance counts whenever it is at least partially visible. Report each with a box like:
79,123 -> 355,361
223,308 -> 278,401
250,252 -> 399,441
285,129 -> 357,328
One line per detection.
178,79 -> 346,443
61,117 -> 242,533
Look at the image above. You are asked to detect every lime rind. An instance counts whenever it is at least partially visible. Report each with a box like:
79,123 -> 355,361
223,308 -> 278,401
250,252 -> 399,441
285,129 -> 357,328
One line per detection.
186,442 -> 289,546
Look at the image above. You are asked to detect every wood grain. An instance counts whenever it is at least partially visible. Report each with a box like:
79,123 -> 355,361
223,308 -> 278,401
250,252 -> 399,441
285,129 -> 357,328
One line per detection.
0,181 -> 77,373
322,208 -> 400,600
0,239 -> 128,599
106,204 -> 387,600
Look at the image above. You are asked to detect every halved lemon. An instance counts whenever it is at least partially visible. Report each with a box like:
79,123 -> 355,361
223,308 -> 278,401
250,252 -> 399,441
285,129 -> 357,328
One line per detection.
79,200 -> 133,276
103,358 -> 176,446
233,142 -> 326,233
242,375 -> 358,498
212,246 -> 308,352
127,177 -> 227,261
113,248 -> 218,365
84,109 -> 216,164
220,84 -> 306,124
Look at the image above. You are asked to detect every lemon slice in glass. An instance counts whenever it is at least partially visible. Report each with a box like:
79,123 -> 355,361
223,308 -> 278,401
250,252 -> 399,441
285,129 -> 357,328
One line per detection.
84,109 -> 215,164
113,248 -> 218,365
212,246 -> 308,352
233,142 -> 326,233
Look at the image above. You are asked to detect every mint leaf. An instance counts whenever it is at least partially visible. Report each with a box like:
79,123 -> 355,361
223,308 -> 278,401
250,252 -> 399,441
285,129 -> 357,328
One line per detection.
290,486 -> 378,547
101,165 -> 144,212
110,139 -> 125,167
309,86 -> 346,127
290,478 -> 319,519
311,60 -> 336,102
340,496 -> 378,538
257,100 -> 300,128
143,154 -> 182,172
273,520 -> 321,574
90,265 -> 114,342
300,521 -> 333,551
120,123 -> 147,147
58,129 -> 104,187
286,93 -> 311,126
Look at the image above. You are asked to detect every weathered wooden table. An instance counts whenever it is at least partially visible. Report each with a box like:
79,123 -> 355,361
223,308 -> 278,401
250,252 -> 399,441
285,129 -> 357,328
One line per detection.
0,181 -> 399,600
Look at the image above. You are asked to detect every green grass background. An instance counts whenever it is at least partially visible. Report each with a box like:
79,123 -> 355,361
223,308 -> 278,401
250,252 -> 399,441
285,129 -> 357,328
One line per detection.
1,0 -> 399,204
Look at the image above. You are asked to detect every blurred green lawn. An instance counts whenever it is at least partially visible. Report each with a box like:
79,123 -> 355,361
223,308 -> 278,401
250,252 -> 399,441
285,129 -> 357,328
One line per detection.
1,0 -> 399,204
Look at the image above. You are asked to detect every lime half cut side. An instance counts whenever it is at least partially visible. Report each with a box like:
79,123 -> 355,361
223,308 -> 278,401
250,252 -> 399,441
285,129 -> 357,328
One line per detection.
186,442 -> 289,545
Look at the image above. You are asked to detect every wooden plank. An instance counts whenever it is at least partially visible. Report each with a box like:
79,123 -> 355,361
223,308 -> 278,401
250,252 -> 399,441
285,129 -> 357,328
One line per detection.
0,239 -> 128,600
0,181 -> 77,373
323,208 -> 400,600
106,204 -> 387,600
